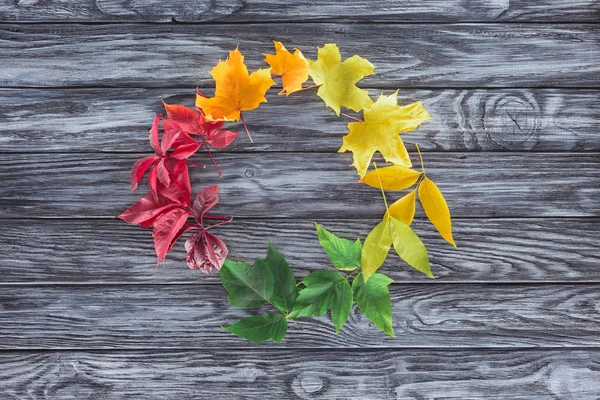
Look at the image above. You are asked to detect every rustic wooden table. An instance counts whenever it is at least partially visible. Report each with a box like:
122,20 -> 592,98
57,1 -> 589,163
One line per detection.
1,1 -> 599,398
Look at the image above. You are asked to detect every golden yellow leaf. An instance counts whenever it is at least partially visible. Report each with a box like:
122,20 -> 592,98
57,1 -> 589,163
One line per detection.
361,217 -> 392,282
385,189 -> 417,226
339,91 -> 430,177
264,41 -> 309,96
359,165 -> 421,190
195,48 -> 275,121
308,43 -> 374,116
418,177 -> 457,248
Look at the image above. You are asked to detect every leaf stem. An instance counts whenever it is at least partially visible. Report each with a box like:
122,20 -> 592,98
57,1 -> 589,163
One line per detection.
373,162 -> 389,212
346,269 -> 360,282
240,112 -> 253,143
294,84 -> 321,92
204,217 -> 233,230
186,160 -> 206,169
203,215 -> 232,220
415,143 -> 426,175
204,143 -> 223,178
341,113 -> 364,123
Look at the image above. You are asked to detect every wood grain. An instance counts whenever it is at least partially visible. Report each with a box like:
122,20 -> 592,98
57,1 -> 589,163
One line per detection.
0,349 -> 599,399
0,218 -> 598,284
2,88 -> 599,153
0,152 -> 597,219
1,24 -> 598,88
1,0 -> 599,23
0,284 -> 599,349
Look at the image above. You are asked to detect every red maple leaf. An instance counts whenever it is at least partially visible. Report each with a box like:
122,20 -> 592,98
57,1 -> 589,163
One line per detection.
163,101 -> 239,177
130,114 -> 202,200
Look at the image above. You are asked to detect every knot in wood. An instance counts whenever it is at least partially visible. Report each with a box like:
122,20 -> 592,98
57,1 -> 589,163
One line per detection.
292,372 -> 327,397
482,91 -> 541,149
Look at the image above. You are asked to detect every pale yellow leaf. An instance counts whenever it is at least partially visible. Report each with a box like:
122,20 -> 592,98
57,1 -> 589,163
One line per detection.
388,217 -> 433,278
361,218 -> 392,282
308,43 -> 374,116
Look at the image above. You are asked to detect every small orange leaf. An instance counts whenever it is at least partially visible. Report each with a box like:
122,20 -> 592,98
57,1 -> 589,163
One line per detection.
264,41 -> 309,96
385,189 -> 417,226
196,48 -> 275,121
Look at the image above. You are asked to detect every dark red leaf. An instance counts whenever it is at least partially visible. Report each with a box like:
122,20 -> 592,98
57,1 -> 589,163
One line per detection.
117,193 -> 179,228
130,155 -> 159,192
152,207 -> 191,262
156,158 -> 171,187
169,159 -> 192,205
192,185 -> 220,225
149,114 -> 162,154
161,119 -> 187,153
185,231 -> 228,273
171,142 -> 202,160
206,129 -> 239,149
163,101 -> 204,136
203,119 -> 224,134
157,159 -> 191,206
148,166 -> 159,201
168,223 -> 199,253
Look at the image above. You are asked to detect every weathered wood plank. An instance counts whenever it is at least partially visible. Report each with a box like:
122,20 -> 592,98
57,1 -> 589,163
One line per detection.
0,152 -> 597,219
2,88 -> 599,153
1,0 -> 599,23
0,284 -> 598,348
0,218 -> 598,284
1,24 -> 598,88
0,349 -> 598,399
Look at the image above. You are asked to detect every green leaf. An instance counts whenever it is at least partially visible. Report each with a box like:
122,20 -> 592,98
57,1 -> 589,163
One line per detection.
290,270 -> 353,333
352,272 -> 395,337
388,217 -> 433,278
315,223 -> 362,271
223,313 -> 287,343
361,218 -> 392,282
265,242 -> 298,313
220,259 -> 274,308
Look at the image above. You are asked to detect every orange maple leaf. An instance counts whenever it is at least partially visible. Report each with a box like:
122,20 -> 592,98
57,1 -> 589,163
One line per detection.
196,48 -> 275,126
264,41 -> 309,96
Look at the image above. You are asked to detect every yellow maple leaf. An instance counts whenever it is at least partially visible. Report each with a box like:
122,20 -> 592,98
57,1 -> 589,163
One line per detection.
418,177 -> 457,248
264,41 -> 309,96
195,48 -> 275,122
308,43 -> 374,116
339,91 -> 430,177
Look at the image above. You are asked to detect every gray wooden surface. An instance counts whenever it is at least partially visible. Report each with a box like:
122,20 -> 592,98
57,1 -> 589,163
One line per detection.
0,1 -> 599,399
